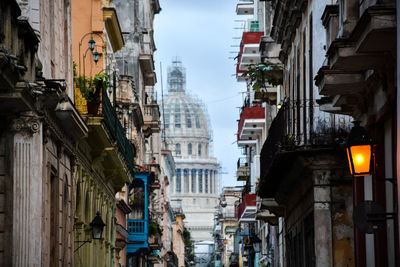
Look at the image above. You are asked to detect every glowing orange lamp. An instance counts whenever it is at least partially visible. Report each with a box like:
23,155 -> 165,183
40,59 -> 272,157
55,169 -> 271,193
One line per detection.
346,121 -> 374,177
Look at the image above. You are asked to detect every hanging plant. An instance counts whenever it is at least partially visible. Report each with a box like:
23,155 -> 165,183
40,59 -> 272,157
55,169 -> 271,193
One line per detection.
242,62 -> 283,90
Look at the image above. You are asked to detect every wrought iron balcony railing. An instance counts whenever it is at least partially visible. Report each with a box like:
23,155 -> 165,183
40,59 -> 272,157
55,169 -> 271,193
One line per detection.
260,99 -> 352,183
102,87 -> 135,175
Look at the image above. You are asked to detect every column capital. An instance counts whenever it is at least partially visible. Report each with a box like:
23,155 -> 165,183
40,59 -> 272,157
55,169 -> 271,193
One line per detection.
10,112 -> 41,136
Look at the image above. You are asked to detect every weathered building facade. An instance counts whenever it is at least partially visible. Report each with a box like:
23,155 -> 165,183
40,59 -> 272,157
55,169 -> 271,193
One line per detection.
0,0 -> 87,265
315,0 -> 398,265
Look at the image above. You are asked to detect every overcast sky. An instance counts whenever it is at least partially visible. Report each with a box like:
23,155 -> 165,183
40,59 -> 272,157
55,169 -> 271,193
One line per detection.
154,0 -> 248,191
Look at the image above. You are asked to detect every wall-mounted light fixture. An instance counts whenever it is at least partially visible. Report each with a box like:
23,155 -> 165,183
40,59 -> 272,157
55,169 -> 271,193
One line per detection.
346,121 -> 374,177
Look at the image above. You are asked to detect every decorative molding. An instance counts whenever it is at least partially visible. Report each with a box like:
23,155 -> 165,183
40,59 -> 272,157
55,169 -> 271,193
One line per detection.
10,113 -> 41,135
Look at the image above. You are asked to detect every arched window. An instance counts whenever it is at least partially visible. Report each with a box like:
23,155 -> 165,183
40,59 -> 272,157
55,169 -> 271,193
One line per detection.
198,144 -> 202,157
188,143 -> 192,155
176,143 -> 181,155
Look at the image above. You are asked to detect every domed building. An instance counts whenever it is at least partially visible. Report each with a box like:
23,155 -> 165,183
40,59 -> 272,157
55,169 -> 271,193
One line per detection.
162,59 -> 219,264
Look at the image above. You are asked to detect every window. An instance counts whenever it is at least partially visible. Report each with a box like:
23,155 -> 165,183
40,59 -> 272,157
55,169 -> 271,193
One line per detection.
209,171 -> 213,194
185,107 -> 192,128
195,114 -> 200,128
198,144 -> 202,156
175,105 -> 181,128
165,114 -> 170,129
184,169 -> 189,193
188,143 -> 192,155
176,143 -> 181,155
176,169 -> 181,193
286,212 -> 314,267
175,114 -> 181,128
198,169 -> 203,193
191,169 -> 196,193
205,170 -> 208,193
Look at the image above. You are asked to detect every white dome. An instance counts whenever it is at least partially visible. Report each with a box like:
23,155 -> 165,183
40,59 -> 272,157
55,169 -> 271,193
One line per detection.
163,92 -> 210,140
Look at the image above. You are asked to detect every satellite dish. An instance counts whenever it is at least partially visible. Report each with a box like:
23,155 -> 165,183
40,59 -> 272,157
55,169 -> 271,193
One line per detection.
353,200 -> 385,234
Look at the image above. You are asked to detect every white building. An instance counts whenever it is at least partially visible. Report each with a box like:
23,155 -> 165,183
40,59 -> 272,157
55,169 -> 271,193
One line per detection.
162,58 -> 219,265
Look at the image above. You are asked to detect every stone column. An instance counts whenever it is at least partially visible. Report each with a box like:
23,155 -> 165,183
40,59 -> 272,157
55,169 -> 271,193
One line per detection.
10,114 -> 43,266
313,169 -> 333,267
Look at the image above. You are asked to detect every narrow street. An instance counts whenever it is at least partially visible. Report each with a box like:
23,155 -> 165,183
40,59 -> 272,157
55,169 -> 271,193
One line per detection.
0,0 -> 399,266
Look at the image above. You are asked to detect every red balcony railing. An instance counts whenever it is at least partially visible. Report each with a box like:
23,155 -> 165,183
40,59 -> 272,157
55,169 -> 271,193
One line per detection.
236,31 -> 264,75
237,105 -> 265,141
236,193 -> 256,220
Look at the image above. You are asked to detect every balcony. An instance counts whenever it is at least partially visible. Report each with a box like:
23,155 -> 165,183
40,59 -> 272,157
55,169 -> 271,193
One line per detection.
102,87 -> 135,174
149,233 -> 162,250
127,173 -> 151,255
257,101 -> 351,199
236,158 -> 249,182
236,31 -> 263,80
236,193 -> 257,222
236,2 -> 254,15
139,54 -> 156,86
316,3 -> 396,116
74,83 -> 134,189
237,105 -> 265,146
143,103 -> 160,137
148,249 -> 162,264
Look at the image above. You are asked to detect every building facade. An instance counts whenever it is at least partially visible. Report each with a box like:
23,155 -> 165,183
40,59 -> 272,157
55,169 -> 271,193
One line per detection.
0,0 -> 88,265
232,0 -> 399,266
162,59 -> 219,266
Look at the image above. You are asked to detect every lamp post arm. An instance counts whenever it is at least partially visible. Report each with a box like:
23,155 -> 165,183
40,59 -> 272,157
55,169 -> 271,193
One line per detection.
78,32 -> 104,78
74,240 -> 92,253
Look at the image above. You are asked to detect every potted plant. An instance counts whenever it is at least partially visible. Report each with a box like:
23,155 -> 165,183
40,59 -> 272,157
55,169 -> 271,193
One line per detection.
242,62 -> 283,91
76,73 -> 109,115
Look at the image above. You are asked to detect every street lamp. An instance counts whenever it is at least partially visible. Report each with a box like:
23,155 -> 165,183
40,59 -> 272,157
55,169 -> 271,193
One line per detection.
346,121 -> 374,177
74,211 -> 106,252
93,51 -> 101,64
90,211 -> 106,239
78,32 -> 104,77
88,38 -> 96,51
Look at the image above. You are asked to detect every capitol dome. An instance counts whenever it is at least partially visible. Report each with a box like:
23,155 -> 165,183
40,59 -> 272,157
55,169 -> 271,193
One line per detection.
162,59 -> 212,159
161,59 -> 219,248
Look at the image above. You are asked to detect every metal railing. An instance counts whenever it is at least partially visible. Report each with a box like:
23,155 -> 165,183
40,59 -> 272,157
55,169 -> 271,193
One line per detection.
127,219 -> 146,233
260,99 -> 352,180
281,100 -> 351,147
102,87 -> 135,175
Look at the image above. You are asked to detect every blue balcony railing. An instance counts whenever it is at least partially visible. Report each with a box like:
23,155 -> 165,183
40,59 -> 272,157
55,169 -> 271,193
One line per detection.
102,87 -> 135,175
127,173 -> 150,255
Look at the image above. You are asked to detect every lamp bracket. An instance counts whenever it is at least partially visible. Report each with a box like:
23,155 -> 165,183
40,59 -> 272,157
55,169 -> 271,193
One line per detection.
74,240 -> 92,253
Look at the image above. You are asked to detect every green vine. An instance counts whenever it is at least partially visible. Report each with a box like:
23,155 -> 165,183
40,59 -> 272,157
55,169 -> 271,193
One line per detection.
148,219 -> 160,236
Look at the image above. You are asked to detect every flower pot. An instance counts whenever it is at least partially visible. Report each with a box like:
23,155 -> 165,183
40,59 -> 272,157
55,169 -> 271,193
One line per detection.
87,102 -> 100,115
